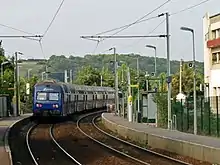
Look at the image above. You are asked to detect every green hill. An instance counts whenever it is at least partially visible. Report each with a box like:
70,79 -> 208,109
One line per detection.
18,54 -> 204,81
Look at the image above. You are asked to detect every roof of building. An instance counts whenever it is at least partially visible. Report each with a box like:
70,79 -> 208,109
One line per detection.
210,12 -> 220,19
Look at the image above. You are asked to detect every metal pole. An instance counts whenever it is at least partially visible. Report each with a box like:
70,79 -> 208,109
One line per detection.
166,12 -> 172,130
146,76 -> 149,123
137,58 -> 141,123
41,72 -> 45,80
179,59 -> 182,93
154,48 -> 157,76
101,75 -> 103,87
180,26 -> 197,135
192,30 -> 197,135
127,67 -> 132,122
112,47 -> 119,116
64,70 -> 68,83
28,69 -> 32,80
70,69 -> 73,83
1,64 -> 3,86
45,65 -> 48,80
15,52 -> 19,116
18,66 -> 21,115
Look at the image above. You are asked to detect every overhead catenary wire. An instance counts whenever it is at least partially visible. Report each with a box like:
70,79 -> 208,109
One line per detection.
92,0 -> 172,54
0,23 -> 34,35
171,0 -> 213,16
97,0 -> 172,41
121,19 -> 166,49
95,0 -> 215,53
94,0 -> 213,39
125,0 -> 214,48
42,0 -> 65,38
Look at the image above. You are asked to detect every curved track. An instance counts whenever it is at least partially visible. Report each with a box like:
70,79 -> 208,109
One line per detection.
26,123 -> 81,165
52,110 -> 141,165
77,112 -> 192,165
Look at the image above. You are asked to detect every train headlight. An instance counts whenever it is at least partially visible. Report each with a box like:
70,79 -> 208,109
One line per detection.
53,104 -> 59,108
36,104 -> 42,108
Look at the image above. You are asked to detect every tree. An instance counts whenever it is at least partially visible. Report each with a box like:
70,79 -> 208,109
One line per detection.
152,72 -> 168,128
74,65 -> 102,86
171,63 -> 203,97
34,54 -> 204,82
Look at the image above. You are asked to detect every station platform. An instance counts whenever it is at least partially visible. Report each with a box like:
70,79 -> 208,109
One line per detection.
0,114 -> 31,165
102,113 -> 220,164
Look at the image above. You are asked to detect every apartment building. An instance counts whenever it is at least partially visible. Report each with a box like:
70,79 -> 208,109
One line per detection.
203,12 -> 220,112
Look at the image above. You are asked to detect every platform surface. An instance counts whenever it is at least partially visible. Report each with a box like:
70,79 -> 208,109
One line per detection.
0,113 -> 32,165
103,113 -> 220,149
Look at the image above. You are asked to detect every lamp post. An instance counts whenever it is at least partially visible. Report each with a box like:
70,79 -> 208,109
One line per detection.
180,26 -> 197,135
42,71 -> 46,80
146,45 -> 157,76
27,69 -> 32,80
1,61 -> 10,86
109,47 -> 119,116
15,51 -> 23,116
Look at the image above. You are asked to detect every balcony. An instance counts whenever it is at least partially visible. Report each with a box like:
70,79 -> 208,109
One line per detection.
207,38 -> 220,48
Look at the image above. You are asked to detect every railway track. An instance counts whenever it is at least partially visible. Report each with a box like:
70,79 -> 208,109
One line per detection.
52,110 -> 141,165
10,110 -> 138,165
77,112 -> 192,165
26,123 -> 81,165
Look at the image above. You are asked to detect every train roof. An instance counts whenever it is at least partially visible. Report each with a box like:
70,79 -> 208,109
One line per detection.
34,80 -> 114,92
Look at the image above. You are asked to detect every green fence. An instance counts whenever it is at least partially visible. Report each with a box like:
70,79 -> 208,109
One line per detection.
172,96 -> 220,137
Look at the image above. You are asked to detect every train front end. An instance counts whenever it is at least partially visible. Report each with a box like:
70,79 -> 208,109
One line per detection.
33,82 -> 63,117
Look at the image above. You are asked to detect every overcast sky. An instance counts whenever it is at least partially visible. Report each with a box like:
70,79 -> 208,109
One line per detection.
0,0 -> 219,62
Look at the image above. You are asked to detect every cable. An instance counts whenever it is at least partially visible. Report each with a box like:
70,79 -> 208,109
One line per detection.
171,0 -> 213,16
95,0 -> 172,37
96,16 -> 159,36
42,0 -> 65,38
39,40 -> 46,60
0,23 -> 34,35
122,19 -> 166,49
92,41 -> 100,54
98,0 -> 214,51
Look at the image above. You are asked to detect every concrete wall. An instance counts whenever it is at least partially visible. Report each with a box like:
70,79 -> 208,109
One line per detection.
102,114 -> 220,164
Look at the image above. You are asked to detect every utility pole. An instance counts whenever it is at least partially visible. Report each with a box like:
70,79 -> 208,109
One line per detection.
70,69 -> 73,83
15,52 -> 18,116
64,70 -> 68,83
15,52 -> 22,116
110,47 -> 119,116
121,67 -> 125,118
180,26 -> 197,135
145,72 -> 149,123
41,72 -> 45,80
192,30 -> 197,135
101,75 -> 103,87
27,69 -> 32,80
137,57 -> 141,123
179,59 -> 183,93
166,12 -> 172,130
146,45 -> 157,76
127,67 -> 132,122
45,65 -> 48,80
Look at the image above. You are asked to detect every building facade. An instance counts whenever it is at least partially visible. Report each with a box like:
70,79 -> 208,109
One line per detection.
203,12 -> 220,112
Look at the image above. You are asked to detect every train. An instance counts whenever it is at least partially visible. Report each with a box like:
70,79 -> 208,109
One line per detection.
32,80 -> 115,117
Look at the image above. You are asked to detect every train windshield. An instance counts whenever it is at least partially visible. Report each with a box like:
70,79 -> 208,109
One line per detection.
37,92 -> 47,101
49,93 -> 59,101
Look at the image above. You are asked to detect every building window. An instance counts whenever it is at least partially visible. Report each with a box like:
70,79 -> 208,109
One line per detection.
217,29 -> 220,38
212,53 -> 217,64
212,30 -> 216,39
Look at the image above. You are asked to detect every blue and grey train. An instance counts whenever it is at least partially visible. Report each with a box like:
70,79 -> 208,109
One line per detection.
32,80 -> 115,117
